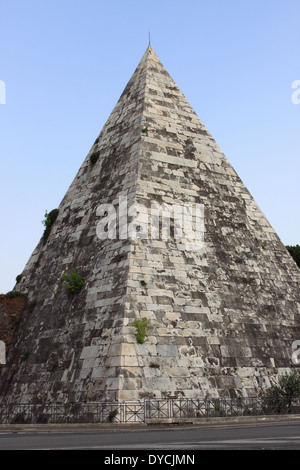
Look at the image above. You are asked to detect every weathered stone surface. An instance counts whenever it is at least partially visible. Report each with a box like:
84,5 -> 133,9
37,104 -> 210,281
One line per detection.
0,45 -> 300,404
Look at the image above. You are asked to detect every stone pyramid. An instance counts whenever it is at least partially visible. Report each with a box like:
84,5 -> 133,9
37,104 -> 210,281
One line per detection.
1,45 -> 300,404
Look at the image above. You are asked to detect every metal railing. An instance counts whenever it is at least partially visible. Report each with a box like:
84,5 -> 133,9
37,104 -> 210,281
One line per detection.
0,396 -> 300,424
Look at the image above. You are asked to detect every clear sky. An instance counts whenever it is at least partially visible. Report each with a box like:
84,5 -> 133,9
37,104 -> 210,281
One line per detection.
0,0 -> 299,294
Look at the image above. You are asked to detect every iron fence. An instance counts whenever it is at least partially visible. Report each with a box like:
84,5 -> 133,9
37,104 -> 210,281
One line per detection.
0,396 -> 300,424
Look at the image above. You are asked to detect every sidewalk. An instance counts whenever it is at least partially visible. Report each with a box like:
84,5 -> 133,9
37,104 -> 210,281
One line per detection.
1,414 -> 300,434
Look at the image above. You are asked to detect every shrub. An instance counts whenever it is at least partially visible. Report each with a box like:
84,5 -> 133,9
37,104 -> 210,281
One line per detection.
42,209 -> 59,244
62,268 -> 85,294
15,274 -> 22,283
134,317 -> 150,344
6,291 -> 27,299
107,409 -> 118,423
89,151 -> 100,164
264,371 -> 300,413
266,371 -> 300,398
22,351 -> 30,362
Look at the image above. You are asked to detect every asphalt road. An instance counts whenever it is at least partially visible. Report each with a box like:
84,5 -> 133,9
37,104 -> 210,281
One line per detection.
1,418 -> 300,451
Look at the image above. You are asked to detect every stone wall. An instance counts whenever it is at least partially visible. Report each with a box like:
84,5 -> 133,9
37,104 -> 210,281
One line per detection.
0,46 -> 299,405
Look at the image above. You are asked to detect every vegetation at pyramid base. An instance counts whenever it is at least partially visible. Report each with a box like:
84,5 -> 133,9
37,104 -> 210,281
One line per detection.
42,209 -> 59,244
264,371 -> 300,413
62,268 -> 85,294
286,245 -> 300,268
265,371 -> 300,398
107,409 -> 118,423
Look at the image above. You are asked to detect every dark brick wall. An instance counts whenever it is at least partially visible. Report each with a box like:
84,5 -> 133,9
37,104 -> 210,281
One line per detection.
0,295 -> 26,350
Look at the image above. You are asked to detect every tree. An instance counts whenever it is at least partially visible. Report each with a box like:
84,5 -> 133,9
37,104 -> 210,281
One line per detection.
265,371 -> 300,413
286,245 -> 300,268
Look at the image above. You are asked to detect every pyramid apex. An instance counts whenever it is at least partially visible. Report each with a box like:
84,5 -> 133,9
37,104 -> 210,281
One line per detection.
138,42 -> 162,69
143,42 -> 155,56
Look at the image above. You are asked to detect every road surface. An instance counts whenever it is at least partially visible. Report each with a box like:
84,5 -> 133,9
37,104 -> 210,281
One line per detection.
0,417 -> 300,450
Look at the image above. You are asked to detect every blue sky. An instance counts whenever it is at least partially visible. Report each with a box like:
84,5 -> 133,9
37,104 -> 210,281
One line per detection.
0,0 -> 299,293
